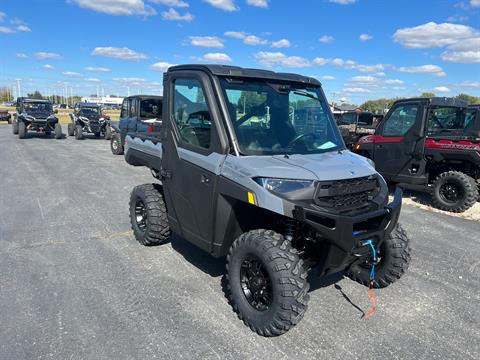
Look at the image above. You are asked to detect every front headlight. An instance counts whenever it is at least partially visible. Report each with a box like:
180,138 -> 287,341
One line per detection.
254,177 -> 314,194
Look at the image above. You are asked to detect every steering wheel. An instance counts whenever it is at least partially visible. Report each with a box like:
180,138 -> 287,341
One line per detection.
432,116 -> 443,129
236,102 -> 267,126
287,132 -> 316,149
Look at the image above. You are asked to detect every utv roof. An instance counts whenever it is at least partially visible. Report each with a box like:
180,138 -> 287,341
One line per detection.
124,95 -> 163,100
468,104 -> 480,109
78,102 -> 101,107
168,64 -> 321,86
20,98 -> 51,103
393,97 -> 468,108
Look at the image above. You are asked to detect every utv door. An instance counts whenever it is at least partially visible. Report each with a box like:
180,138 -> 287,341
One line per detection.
161,73 -> 227,251
136,98 -> 163,144
373,102 -> 427,184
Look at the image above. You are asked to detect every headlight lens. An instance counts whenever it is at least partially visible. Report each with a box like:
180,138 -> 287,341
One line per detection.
254,177 -> 314,194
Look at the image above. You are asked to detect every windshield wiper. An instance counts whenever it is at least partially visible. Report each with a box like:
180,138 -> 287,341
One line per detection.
293,91 -> 320,101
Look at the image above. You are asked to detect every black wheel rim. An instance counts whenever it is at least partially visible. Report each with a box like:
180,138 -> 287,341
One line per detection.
240,255 -> 272,311
134,199 -> 147,232
439,181 -> 464,203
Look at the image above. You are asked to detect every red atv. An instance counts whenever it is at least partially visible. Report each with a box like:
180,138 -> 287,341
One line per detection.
354,98 -> 480,212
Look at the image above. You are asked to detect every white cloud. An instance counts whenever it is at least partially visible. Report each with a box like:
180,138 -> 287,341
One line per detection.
329,0 -> 357,4
394,64 -> 446,77
393,22 -> 476,48
442,50 -> 480,63
244,35 -> 268,46
16,53 -> 28,58
92,47 -> 148,60
224,31 -> 247,39
343,87 -> 371,93
384,79 -> 404,85
199,52 -> 232,62
447,15 -> 469,22
42,64 -> 55,70
471,0 -> 480,7
350,76 -> 376,83
271,39 -> 291,48
151,0 -> 189,7
0,26 -> 14,33
255,51 -> 311,68
35,52 -> 62,59
457,80 -> 480,88
189,36 -> 224,48
85,66 -> 111,72
0,11 -> 5,22
434,86 -> 451,93
150,61 -> 176,71
113,77 -> 146,86
203,0 -> 238,11
161,8 -> 193,21
319,35 -> 334,44
71,0 -> 156,16
359,33 -> 372,41
313,57 -> 385,73
16,25 -> 31,32
87,78 -> 101,82
320,75 -> 335,80
246,0 -> 268,8
63,71 -> 83,77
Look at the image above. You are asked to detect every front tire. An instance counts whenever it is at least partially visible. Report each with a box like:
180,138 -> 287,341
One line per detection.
347,223 -> 410,288
12,120 -> 19,135
67,123 -> 74,136
111,133 -> 124,155
75,125 -> 83,140
129,184 -> 170,246
431,171 -> 478,212
54,123 -> 62,139
104,125 -> 112,140
18,122 -> 26,139
226,230 -> 310,337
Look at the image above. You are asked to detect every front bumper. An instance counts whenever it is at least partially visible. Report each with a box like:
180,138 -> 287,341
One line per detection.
293,187 -> 402,275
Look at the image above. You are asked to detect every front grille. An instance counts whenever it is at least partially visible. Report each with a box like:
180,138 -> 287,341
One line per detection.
314,175 -> 379,213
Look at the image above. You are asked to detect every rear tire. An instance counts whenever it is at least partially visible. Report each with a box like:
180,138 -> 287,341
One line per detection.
347,223 -> 410,288
111,133 -> 123,155
8,116 -> 12,125
431,171 -> 478,212
129,184 -> 170,246
226,230 -> 310,336
54,123 -> 62,139
12,120 -> 19,134
104,125 -> 112,140
75,125 -> 83,140
18,122 -> 26,139
67,123 -> 74,136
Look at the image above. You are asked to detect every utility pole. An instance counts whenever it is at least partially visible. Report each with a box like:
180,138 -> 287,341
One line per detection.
16,79 -> 21,98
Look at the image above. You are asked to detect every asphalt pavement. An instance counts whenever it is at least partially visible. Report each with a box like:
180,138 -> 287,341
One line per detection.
0,124 -> 479,360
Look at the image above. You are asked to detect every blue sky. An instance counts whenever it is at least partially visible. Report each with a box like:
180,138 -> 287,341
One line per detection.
0,0 -> 479,104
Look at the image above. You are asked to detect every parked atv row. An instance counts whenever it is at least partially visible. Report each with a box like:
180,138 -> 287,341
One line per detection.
11,98 -> 62,139
354,98 -> 480,213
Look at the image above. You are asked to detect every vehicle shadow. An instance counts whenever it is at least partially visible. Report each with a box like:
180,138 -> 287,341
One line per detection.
170,234 -> 225,278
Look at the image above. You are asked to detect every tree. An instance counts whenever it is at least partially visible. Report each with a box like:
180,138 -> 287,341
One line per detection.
237,91 -> 267,115
420,92 -> 435,98
361,98 -> 403,113
26,91 -> 44,99
456,93 -> 480,104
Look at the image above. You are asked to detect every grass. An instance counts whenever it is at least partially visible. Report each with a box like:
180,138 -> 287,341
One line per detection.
0,106 -> 120,124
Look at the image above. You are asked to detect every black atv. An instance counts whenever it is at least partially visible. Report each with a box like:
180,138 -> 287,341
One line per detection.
12,98 -> 62,139
354,97 -> 480,212
67,102 -> 111,140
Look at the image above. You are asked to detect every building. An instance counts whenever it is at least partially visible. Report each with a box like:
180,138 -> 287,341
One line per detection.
80,96 -> 124,107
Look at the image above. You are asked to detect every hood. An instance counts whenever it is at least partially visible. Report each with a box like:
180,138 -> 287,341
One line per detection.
272,151 -> 376,181
24,110 -> 53,119
223,150 -> 376,182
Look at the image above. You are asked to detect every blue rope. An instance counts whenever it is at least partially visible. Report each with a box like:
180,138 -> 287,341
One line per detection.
363,240 -> 377,282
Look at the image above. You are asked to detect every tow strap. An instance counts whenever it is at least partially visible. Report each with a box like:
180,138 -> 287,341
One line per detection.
363,239 -> 377,318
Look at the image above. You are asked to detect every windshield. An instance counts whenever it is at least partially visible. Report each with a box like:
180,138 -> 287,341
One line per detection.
427,106 -> 466,135
79,107 -> 100,116
220,79 -> 344,155
24,102 -> 52,112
